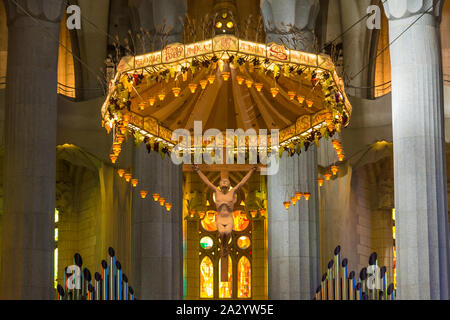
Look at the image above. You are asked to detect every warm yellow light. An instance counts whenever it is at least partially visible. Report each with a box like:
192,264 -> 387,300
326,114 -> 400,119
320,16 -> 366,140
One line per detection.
245,80 -> 253,88
138,102 -> 146,111
200,80 -> 208,89
338,153 -> 345,162
158,92 -> 166,101
317,178 -> 325,187
227,21 -> 234,29
295,192 -> 303,200
116,134 -> 125,144
206,200 -> 210,206
140,190 -> 148,199
270,87 -> 279,98
222,72 -> 231,81
331,165 -> 339,176
297,96 -> 305,104
189,83 -> 198,93
149,97 -> 156,106
112,143 -> 121,155
117,169 -> 125,178
110,154 -> 118,164
250,210 -> 257,218
328,123 -> 335,132
159,197 -> 166,206
131,178 -> 139,187
255,83 -> 263,92
165,202 -> 172,212
122,114 -> 130,126
236,76 -> 244,85
172,87 -> 181,97
119,126 -> 127,135
259,208 -> 266,217
218,60 -> 224,72
304,192 -> 311,201
283,201 -> 291,210
240,200 -> 245,206
216,21 -> 223,29
291,197 -> 298,206
336,148 -> 343,156
332,140 -> 341,149
288,91 -> 296,100
124,173 -> 132,182
208,75 -> 216,84
152,193 -> 160,202
324,173 -> 332,181
306,100 -> 314,108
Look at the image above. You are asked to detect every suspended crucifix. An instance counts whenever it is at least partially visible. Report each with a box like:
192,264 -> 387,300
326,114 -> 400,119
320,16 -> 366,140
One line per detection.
193,164 -> 257,281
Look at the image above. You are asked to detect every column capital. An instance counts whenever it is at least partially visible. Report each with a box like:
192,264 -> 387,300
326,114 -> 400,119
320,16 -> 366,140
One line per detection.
383,0 -> 443,21
4,0 -> 65,26
261,0 -> 320,34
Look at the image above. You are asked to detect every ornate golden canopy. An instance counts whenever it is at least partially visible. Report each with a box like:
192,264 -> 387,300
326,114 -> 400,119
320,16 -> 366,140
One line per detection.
101,35 -> 351,158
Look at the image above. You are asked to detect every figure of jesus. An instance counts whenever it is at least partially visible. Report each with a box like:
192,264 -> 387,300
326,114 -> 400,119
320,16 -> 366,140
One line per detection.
193,164 -> 257,281
193,165 -> 257,237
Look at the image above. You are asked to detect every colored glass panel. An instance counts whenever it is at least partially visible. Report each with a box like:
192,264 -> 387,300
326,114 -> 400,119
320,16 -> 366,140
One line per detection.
237,256 -> 251,298
200,236 -> 214,250
200,256 -> 214,298
237,236 -> 251,250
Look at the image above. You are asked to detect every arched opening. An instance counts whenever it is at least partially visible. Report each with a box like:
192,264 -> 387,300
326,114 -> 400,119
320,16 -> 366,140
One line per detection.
57,14 -> 76,99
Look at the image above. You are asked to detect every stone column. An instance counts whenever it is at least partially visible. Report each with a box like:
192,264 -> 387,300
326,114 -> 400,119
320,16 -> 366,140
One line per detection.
261,0 -> 321,299
267,149 -> 320,299
132,149 -> 183,299
383,0 -> 450,299
0,0 -> 65,299
260,0 -> 320,51
129,0 -> 186,299
77,0 -> 110,99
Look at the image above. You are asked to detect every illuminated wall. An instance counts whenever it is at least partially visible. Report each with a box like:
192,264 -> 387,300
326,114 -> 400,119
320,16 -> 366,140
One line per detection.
374,6 -> 391,98
57,14 -> 76,98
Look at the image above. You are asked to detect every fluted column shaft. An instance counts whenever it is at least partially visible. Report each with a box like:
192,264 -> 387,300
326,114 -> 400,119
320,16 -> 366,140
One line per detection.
261,0 -> 321,299
384,0 -> 450,299
132,149 -> 183,299
1,0 -> 64,299
260,0 -> 319,51
268,149 -> 320,299
129,0 -> 185,299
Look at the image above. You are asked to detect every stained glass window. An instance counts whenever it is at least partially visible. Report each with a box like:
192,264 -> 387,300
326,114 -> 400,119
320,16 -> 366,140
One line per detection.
237,256 -> 251,298
198,200 -> 253,299
201,211 -> 218,231
200,256 -> 214,298
200,236 -> 214,250
233,211 -> 249,231
237,236 -> 251,250
219,255 -> 232,299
